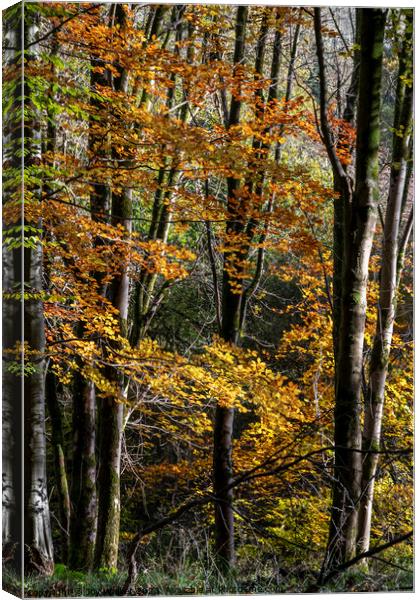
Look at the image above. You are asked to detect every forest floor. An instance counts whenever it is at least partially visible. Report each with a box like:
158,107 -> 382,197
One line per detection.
2,559 -> 413,597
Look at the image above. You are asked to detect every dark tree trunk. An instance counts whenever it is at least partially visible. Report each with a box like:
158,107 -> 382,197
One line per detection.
94,396 -> 124,570
94,4 -> 132,570
213,5 -> 248,571
332,10 -> 361,366
67,15 -> 118,567
45,370 -> 70,563
94,184 -> 131,569
69,373 -> 97,570
213,405 -> 235,568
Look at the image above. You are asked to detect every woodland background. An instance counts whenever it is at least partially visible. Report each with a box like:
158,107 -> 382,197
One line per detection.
2,1 -> 413,596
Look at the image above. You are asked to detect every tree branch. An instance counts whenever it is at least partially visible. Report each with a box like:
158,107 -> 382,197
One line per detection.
318,530 -> 413,586
313,8 -> 348,182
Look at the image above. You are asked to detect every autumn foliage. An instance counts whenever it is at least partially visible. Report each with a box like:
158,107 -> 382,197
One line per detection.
2,2 -> 413,595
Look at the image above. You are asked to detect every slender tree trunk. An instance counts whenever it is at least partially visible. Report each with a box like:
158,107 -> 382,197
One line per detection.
45,370 -> 70,563
94,395 -> 124,570
2,4 -> 24,575
332,10 -> 361,366
42,31 -> 71,567
285,19 -> 301,105
67,23 -> 118,568
213,5 -> 248,571
94,4 -> 132,570
69,371 -> 97,570
357,13 -> 413,553
22,5 -> 54,574
131,7 -> 185,346
94,183 -> 131,569
321,9 -> 387,575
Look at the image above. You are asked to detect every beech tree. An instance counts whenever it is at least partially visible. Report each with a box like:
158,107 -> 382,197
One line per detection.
3,2 -> 54,575
357,9 -> 413,555
213,4 -> 249,569
3,3 -> 24,573
2,3 -> 413,595
314,7 -> 395,575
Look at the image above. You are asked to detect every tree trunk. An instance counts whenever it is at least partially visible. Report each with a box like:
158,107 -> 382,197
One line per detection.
21,6 -> 55,574
357,12 -> 413,554
213,405 -> 235,569
130,7 -> 185,346
321,9 -> 387,575
94,4 -> 132,570
94,186 -> 131,570
2,4 -> 24,576
94,396 -> 124,570
332,10 -> 361,366
67,19 -> 118,567
45,370 -> 70,564
213,5 -> 248,571
68,371 -> 97,570
24,263 -> 54,574
2,239 -> 23,573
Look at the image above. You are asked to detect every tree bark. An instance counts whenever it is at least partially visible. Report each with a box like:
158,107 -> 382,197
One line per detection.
94,396 -> 124,570
94,185 -> 131,569
69,371 -> 97,570
45,370 -> 70,564
321,8 -> 387,574
67,9 -> 118,567
357,12 -> 413,554
22,5 -> 54,574
332,10 -> 361,366
213,5 -> 248,571
2,4 -> 24,576
94,3 -> 132,570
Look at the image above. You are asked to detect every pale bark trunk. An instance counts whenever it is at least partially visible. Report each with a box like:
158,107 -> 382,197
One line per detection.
315,8 -> 387,578
22,5 -> 54,575
357,13 -> 413,553
24,249 -> 54,573
2,241 -> 23,571
2,5 -> 24,576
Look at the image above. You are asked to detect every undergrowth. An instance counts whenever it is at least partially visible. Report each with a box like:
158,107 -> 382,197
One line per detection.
2,553 -> 413,597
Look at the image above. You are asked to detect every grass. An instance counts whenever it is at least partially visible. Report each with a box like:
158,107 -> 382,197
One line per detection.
2,553 -> 413,597
2,566 -> 127,598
